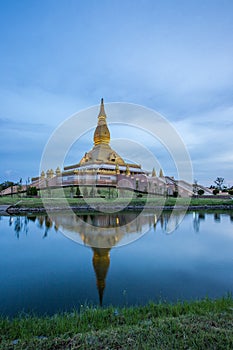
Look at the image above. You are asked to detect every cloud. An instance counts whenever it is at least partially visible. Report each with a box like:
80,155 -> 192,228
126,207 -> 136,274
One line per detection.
0,87 -> 86,125
0,117 -> 48,133
171,105 -> 233,185
0,1 -> 232,185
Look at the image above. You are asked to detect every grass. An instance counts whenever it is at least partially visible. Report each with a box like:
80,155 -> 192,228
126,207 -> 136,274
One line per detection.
0,194 -> 233,210
0,296 -> 233,349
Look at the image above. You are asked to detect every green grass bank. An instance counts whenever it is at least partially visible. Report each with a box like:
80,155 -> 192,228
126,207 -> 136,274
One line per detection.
1,297 -> 233,349
1,195 -> 233,212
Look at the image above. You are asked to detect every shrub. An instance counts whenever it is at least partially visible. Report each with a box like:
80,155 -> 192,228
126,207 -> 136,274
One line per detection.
89,187 -> 95,197
26,186 -> 38,196
197,189 -> 204,195
76,186 -> 81,197
82,187 -> 89,197
213,189 -> 219,195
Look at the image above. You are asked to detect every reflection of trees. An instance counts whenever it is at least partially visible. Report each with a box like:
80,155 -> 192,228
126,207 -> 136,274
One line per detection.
192,212 -> 206,233
12,216 -> 29,238
14,217 -> 22,238
193,212 -> 200,233
43,217 -> 53,238
9,215 -> 55,238
8,211 -> 231,240
159,211 -> 187,234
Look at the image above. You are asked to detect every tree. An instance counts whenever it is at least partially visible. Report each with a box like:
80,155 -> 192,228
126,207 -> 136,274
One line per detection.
17,178 -> 23,197
193,179 -> 198,196
26,186 -> 38,196
70,186 -> 74,198
89,187 -> 95,197
76,186 -> 81,197
0,181 -> 15,191
222,185 -> 228,192
198,189 -> 204,196
173,182 -> 179,197
214,177 -> 224,190
45,179 -> 51,197
82,187 -> 88,197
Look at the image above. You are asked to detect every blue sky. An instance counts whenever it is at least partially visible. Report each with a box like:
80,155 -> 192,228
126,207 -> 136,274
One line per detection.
0,0 -> 233,186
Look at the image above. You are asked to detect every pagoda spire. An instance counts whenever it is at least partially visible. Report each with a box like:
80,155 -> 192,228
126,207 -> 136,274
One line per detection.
98,98 -> 106,119
94,98 -> 110,145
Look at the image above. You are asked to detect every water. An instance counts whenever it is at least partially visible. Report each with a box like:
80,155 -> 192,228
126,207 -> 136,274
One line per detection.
0,210 -> 232,317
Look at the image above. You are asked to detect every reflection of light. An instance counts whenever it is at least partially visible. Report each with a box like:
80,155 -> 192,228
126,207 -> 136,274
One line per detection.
116,217 -> 119,225
154,214 -> 157,224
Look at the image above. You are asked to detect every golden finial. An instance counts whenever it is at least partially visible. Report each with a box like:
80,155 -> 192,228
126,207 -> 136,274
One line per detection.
115,163 -> 120,174
126,164 -> 130,176
46,169 -> 54,179
159,168 -> 164,177
56,167 -> 61,176
98,98 -> 106,118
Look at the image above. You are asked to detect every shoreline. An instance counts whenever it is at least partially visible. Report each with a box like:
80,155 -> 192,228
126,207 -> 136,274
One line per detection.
4,203 -> 233,214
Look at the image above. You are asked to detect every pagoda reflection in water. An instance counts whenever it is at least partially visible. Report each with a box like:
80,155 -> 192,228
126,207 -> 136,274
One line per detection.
50,212 -> 155,305
11,210 -> 221,305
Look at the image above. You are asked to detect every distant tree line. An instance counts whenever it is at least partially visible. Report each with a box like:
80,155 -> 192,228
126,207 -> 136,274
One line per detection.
0,179 -> 37,197
210,177 -> 233,195
0,181 -> 16,192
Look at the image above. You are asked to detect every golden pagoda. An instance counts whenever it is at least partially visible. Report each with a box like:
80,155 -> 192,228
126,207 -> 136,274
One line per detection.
29,98 -> 212,198
79,99 -> 126,166
2,96 -> 213,199
63,98 -> 144,178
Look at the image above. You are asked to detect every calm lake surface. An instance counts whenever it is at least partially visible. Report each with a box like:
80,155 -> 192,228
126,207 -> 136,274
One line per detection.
0,210 -> 233,317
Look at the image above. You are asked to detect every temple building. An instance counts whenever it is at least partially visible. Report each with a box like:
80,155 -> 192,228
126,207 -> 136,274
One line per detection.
0,99 -> 213,197
32,98 -> 212,197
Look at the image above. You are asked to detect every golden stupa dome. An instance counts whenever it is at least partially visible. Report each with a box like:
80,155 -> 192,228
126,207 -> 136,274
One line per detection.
93,98 -> 110,145
79,98 -> 125,166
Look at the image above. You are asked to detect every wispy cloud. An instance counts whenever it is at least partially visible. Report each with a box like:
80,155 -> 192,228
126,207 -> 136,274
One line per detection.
0,1 -> 232,185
